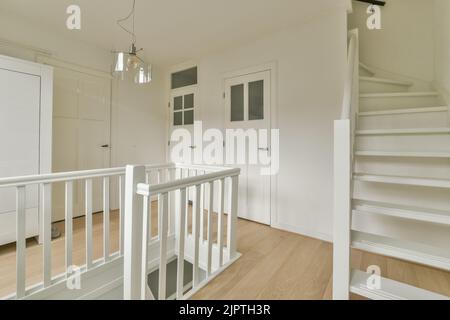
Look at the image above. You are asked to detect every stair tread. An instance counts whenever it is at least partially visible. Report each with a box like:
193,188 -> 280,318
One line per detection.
360,92 -> 439,98
352,199 -> 450,226
353,173 -> 450,188
355,151 -> 450,158
350,269 -> 449,300
359,106 -> 448,116
356,127 -> 450,135
351,231 -> 450,271
360,76 -> 413,86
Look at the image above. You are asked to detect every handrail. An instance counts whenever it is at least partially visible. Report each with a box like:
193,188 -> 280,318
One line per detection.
137,167 -> 240,196
0,163 -> 237,188
0,163 -> 172,188
341,29 -> 359,120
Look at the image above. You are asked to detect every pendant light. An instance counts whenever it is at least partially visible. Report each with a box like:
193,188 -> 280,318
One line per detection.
113,0 -> 152,84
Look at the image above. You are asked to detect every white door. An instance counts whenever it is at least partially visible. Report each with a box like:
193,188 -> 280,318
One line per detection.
52,66 -> 111,221
169,87 -> 198,163
224,70 -> 271,225
0,68 -> 41,241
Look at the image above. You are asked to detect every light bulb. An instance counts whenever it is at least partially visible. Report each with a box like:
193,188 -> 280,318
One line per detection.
127,54 -> 140,70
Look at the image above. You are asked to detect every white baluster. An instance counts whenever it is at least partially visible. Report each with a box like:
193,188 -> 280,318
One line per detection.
65,181 -> 73,275
227,176 -> 238,261
207,181 -> 214,276
85,179 -> 93,269
217,178 -> 225,267
193,184 -> 201,287
141,195 -> 150,299
119,175 -> 125,256
158,192 -> 169,300
42,183 -> 52,287
103,177 -> 110,262
177,188 -> 187,300
16,186 -> 26,298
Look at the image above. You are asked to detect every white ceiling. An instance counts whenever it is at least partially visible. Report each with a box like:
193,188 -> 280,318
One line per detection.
0,0 -> 347,66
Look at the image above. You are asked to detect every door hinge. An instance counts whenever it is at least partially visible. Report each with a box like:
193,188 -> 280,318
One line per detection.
168,102 -> 171,108
223,92 -> 225,99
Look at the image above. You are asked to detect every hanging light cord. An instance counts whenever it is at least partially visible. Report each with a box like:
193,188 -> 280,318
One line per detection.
117,0 -> 136,45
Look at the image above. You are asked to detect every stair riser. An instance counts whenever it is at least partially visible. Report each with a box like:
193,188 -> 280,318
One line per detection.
353,181 -> 450,219
358,111 -> 448,130
354,157 -> 450,180
360,96 -> 441,111
360,81 -> 411,93
351,209 -> 450,249
356,135 -> 450,153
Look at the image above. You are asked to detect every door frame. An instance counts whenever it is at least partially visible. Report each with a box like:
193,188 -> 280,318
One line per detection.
166,61 -> 200,163
222,61 -> 278,227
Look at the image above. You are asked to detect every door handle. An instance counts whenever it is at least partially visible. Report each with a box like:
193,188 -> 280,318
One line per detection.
258,147 -> 269,151
101,144 -> 110,148
189,145 -> 197,149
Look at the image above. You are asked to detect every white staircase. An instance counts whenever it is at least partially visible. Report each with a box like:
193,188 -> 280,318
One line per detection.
350,63 -> 450,299
333,29 -> 450,300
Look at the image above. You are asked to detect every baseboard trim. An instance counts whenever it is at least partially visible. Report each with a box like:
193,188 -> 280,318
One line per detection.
271,222 -> 332,243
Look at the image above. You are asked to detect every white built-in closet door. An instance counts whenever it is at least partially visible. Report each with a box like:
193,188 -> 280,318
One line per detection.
0,68 -> 40,239
52,67 -> 111,221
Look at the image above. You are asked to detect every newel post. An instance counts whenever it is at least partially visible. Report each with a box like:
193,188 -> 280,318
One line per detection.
333,120 -> 351,300
123,165 -> 146,300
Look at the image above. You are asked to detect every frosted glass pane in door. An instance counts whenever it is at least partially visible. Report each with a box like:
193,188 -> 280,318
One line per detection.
248,80 -> 264,120
230,84 -> 244,122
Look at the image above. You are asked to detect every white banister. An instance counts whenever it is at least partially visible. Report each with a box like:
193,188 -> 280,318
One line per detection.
103,177 -> 110,262
1,162 -> 240,300
16,186 -> 26,299
65,181 -> 73,274
85,179 -> 93,269
123,165 -> 146,300
42,183 -> 52,287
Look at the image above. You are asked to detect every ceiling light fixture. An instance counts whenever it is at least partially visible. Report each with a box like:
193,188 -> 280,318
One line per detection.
113,0 -> 152,84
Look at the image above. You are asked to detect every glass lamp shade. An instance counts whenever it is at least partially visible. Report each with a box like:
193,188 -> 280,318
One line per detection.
113,51 -> 152,84
135,64 -> 152,84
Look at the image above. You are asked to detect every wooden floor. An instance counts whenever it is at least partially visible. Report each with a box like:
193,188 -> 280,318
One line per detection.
0,205 -> 449,299
192,219 -> 450,300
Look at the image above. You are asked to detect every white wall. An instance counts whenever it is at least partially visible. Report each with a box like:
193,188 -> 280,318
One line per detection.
111,68 -> 168,167
0,11 -> 168,168
348,0 -> 435,86
174,9 -> 348,241
433,0 -> 450,105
